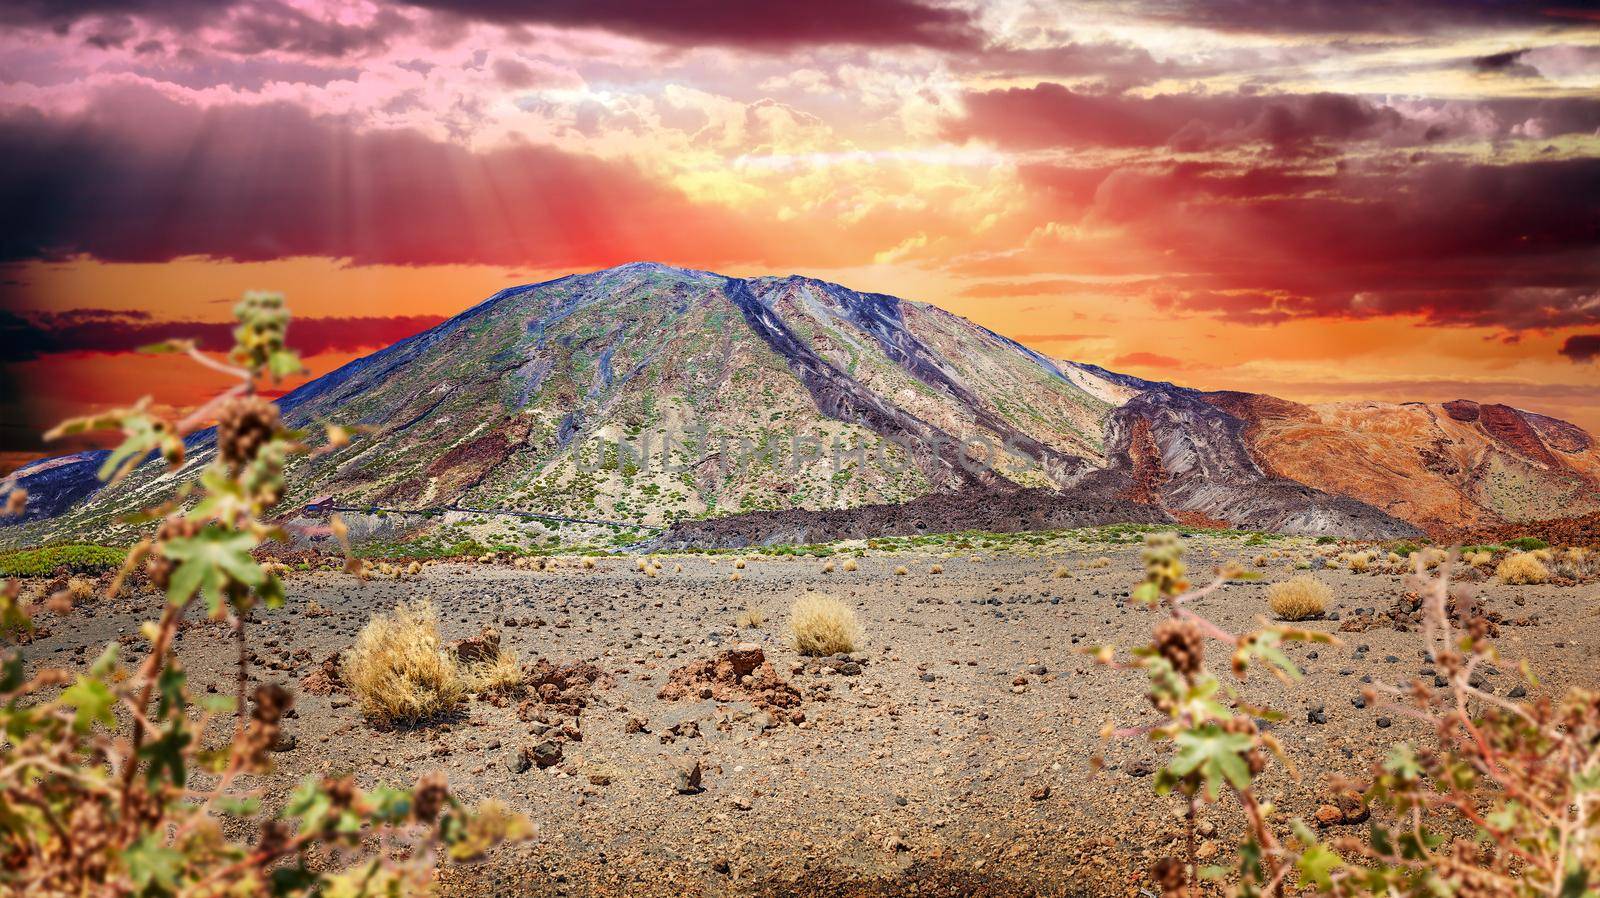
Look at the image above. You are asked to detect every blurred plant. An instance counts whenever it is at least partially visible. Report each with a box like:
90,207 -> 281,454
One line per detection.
1098,533 -> 1600,897
1,293 -> 529,896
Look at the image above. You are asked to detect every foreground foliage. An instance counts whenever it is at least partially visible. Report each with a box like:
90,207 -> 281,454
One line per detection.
0,294 -> 529,897
1103,533 -> 1600,897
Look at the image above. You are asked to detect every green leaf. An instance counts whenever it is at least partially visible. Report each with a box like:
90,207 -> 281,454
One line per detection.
89,642 -> 120,677
162,527 -> 264,613
1384,743 -> 1423,779
268,349 -> 303,379
61,675 -> 116,733
285,777 -> 335,834
156,664 -> 186,718
1297,842 -> 1344,890
139,721 -> 192,788
125,832 -> 185,894
215,796 -> 262,817
1168,724 -> 1254,800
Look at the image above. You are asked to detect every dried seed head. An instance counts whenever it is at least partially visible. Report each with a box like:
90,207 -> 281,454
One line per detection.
216,395 -> 279,470
412,770 -> 449,822
146,515 -> 201,591
251,683 -> 292,726
1153,617 -> 1205,678
1152,857 -> 1187,898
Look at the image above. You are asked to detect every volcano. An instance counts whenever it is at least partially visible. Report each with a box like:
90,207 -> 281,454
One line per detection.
6,263 -> 1598,545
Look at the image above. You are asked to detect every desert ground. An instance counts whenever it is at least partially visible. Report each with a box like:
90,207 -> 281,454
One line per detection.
19,534 -> 1600,897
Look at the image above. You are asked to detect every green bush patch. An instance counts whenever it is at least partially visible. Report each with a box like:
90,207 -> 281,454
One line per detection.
0,544 -> 127,577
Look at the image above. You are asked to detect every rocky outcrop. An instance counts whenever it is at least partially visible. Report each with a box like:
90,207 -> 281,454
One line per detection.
1080,390 -> 1422,539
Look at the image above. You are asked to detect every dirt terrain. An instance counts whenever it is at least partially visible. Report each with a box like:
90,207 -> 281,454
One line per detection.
19,538 -> 1600,897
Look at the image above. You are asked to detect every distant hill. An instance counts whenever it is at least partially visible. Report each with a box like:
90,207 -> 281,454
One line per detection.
6,263 -> 1596,545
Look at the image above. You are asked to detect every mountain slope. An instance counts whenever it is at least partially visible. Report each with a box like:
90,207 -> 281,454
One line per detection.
4,262 -> 1594,545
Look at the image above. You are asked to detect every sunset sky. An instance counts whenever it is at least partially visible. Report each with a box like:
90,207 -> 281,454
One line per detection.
2,0 -> 1598,469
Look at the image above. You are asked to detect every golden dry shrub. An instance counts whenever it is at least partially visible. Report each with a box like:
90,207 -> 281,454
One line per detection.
734,558 -> 747,570
929,563 -> 943,574
730,571 -> 742,582
463,650 -> 524,694
1267,575 -> 1331,621
1417,547 -> 1447,570
1348,552 -> 1372,573
582,557 -> 596,569
789,595 -> 861,656
66,577 -> 95,601
1497,552 -> 1549,585
1053,565 -> 1072,579
1086,556 -> 1111,569
842,558 -> 858,572
342,600 -> 465,724
635,558 -> 647,571
822,560 -> 836,574
894,565 -> 909,576
735,607 -> 765,629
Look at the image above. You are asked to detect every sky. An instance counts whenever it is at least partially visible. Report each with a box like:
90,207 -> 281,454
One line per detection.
2,0 -> 1598,470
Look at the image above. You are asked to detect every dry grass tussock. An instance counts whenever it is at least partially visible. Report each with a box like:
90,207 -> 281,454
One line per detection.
1497,552 -> 1549,585
1085,556 -> 1111,569
842,558 -> 858,572
463,650 -> 525,694
343,599 -> 466,724
736,607 -> 765,629
822,560 -> 836,574
1267,575 -> 1330,621
929,563 -> 943,574
789,596 -> 860,656
894,565 -> 909,576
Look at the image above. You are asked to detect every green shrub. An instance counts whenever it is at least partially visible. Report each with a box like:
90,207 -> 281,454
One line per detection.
1506,535 -> 1549,551
0,544 -> 126,577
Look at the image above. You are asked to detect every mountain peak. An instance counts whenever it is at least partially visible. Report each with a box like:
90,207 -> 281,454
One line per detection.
5,267 -> 1597,545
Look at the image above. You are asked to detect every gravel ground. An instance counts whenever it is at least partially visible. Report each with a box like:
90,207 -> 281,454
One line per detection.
21,540 -> 1600,897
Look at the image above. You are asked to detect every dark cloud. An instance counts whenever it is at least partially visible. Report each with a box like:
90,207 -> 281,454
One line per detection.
0,0 -> 228,30
0,84 -> 771,268
0,308 -> 448,362
1472,48 -> 1538,76
1015,156 -> 1600,332
398,0 -> 982,50
1561,334 -> 1600,363
1132,0 -> 1587,34
216,1 -> 413,57
4,0 -> 985,52
946,84 -> 1413,155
